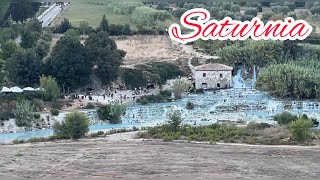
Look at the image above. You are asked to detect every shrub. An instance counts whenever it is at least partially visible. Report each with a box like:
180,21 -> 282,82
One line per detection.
136,94 -> 169,104
289,118 -> 313,143
13,99 -> 34,127
167,111 -> 182,132
186,101 -> 195,110
273,112 -> 297,125
97,103 -> 126,124
32,99 -> 45,112
33,113 -> 41,119
50,108 -> 59,116
51,100 -> 62,110
89,130 -> 104,138
244,8 -> 258,16
12,139 -> 25,144
247,122 -> 271,130
84,103 -> 95,109
53,111 -> 90,139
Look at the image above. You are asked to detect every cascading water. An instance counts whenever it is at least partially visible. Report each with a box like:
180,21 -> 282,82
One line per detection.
252,65 -> 257,87
232,68 -> 246,88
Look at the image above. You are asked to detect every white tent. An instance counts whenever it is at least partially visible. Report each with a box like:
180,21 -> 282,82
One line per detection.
23,87 -> 35,91
1,87 -> 11,93
10,86 -> 23,93
35,87 -> 45,91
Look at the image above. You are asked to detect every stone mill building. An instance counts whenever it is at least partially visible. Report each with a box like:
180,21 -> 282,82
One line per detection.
193,63 -> 233,90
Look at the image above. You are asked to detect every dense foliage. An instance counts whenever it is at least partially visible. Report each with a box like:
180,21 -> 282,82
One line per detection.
85,32 -> 125,85
137,91 -> 172,105
7,2 -> 40,23
121,62 -> 184,90
256,60 -> 320,99
48,36 -> 92,90
107,2 -> 144,15
289,118 -> 313,142
6,49 -> 42,87
53,111 -> 90,139
273,112 -> 298,125
216,40 -> 283,70
132,6 -> 172,26
40,75 -> 60,101
97,103 -> 126,124
13,99 -> 34,127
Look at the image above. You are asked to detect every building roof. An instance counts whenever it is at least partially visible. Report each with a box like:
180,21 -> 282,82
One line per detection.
194,63 -> 233,71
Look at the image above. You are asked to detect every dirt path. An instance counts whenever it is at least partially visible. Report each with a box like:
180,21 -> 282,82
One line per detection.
0,139 -> 320,179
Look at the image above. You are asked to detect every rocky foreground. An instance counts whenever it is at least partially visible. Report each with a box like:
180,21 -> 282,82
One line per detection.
0,133 -> 319,179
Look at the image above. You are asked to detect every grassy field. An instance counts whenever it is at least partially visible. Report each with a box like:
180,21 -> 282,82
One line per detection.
53,0 -> 139,29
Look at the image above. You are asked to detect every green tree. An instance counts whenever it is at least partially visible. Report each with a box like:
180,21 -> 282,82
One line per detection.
49,36 -> 92,90
0,40 -> 19,60
216,40 -> 283,70
310,6 -> 320,15
271,6 -> 290,15
39,75 -> 60,101
13,99 -> 34,127
121,68 -> 146,89
256,59 -> 320,99
273,112 -> 297,125
244,8 -> 258,16
156,2 -> 169,10
7,49 -> 42,86
97,103 -> 126,124
230,4 -> 240,13
262,11 -> 275,21
122,24 -> 131,35
132,6 -> 172,26
53,111 -> 90,139
64,29 -> 80,39
0,59 -> 6,84
289,118 -> 313,143
54,18 -> 72,33
20,30 -> 39,48
34,39 -> 50,59
25,18 -> 42,33
167,111 -> 182,132
85,32 -> 125,85
99,14 -> 109,32
284,2 -> 296,11
171,79 -> 190,100
8,2 -> 40,23
78,21 -> 93,35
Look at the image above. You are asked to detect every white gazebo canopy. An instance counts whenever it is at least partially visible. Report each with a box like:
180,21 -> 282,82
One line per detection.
35,87 -> 45,91
23,87 -> 35,91
1,87 -> 11,93
10,86 -> 23,93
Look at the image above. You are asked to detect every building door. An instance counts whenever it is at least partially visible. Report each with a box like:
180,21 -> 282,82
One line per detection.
202,83 -> 208,89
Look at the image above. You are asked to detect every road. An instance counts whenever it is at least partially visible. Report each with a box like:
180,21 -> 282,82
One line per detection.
39,4 -> 66,28
15,3 -> 68,44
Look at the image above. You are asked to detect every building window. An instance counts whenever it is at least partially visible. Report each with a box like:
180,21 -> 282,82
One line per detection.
203,73 -> 206,77
217,83 -> 221,88
220,74 -> 223,78
202,83 -> 208,89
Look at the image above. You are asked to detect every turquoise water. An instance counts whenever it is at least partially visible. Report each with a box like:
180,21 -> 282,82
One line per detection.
0,122 -> 141,143
1,88 -> 320,143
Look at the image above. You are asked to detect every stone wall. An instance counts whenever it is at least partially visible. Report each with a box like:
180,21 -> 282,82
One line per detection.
194,70 -> 232,89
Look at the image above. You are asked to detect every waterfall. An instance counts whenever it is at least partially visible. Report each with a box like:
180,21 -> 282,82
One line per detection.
232,68 -> 246,88
252,65 -> 257,87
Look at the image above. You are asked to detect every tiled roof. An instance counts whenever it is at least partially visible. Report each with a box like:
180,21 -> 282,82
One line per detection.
194,63 -> 233,71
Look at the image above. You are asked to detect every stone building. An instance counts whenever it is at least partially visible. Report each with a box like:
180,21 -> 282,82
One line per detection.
193,63 -> 233,90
